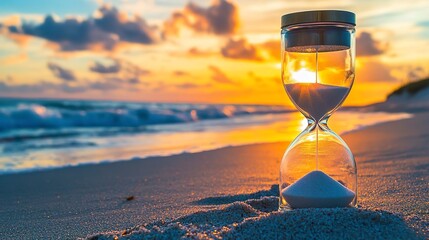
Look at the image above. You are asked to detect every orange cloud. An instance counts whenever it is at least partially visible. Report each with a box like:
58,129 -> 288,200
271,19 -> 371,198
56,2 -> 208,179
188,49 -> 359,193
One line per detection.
163,0 -> 240,37
221,38 -> 263,61
208,65 -> 236,84
173,71 -> 189,77
175,82 -> 211,89
220,37 -> 280,62
0,30 -> 31,47
356,59 -> 397,82
0,52 -> 27,65
221,31 -> 387,63
187,47 -> 216,57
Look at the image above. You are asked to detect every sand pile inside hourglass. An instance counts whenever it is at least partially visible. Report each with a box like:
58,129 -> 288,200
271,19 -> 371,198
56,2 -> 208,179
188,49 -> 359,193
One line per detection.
285,83 -> 349,122
281,171 -> 355,208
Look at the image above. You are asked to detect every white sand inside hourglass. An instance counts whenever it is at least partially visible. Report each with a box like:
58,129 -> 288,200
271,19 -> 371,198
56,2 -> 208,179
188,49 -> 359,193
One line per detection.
285,83 -> 349,121
282,170 -> 355,208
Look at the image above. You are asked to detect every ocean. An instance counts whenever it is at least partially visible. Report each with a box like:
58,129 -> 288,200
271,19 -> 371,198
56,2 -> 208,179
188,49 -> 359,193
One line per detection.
0,98 -> 411,174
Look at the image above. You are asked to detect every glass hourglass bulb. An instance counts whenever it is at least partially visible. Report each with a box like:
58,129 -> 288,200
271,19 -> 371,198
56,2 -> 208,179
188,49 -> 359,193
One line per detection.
279,10 -> 357,210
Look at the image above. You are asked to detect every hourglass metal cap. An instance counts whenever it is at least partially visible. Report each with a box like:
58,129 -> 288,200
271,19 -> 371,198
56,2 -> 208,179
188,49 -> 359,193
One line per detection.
281,10 -> 355,28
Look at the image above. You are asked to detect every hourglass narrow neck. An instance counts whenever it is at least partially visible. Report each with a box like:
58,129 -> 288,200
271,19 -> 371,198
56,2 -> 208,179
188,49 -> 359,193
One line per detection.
306,116 -> 330,131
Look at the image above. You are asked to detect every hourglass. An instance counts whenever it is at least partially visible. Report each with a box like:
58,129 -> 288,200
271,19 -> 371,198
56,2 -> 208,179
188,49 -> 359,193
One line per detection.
279,10 -> 357,209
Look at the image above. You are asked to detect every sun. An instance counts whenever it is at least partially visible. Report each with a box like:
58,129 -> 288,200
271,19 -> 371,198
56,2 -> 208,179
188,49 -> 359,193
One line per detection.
290,68 -> 317,83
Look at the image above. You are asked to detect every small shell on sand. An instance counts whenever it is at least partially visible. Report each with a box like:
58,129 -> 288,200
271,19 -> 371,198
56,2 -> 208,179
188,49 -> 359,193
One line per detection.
282,170 -> 355,208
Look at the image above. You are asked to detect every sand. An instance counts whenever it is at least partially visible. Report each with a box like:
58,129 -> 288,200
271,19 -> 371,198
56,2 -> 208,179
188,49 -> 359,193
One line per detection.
86,197 -> 421,240
285,83 -> 349,121
0,113 -> 428,239
281,170 -> 356,208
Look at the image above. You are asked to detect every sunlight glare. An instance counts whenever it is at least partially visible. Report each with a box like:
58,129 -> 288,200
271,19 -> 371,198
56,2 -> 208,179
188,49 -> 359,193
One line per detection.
291,68 -> 316,83
299,118 -> 307,131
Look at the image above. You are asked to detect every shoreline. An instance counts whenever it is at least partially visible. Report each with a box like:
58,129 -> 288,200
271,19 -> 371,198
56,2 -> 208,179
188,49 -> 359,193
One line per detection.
0,111 -> 412,176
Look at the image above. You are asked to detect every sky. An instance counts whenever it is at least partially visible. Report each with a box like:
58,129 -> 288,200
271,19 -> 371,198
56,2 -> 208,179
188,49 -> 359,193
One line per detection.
0,0 -> 428,106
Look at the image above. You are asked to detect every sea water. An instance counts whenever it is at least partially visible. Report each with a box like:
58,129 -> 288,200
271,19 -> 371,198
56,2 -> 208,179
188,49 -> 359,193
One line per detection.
0,98 -> 412,174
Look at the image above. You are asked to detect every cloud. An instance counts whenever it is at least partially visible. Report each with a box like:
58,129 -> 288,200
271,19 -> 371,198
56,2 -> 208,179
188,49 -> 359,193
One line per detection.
221,32 -> 385,61
418,20 -> 429,27
356,59 -> 397,82
175,82 -> 199,89
163,0 -> 240,37
0,81 -> 86,94
247,71 -> 263,82
258,40 -> 280,61
208,65 -> 235,84
88,76 -> 140,91
3,5 -> 159,51
47,62 -> 76,82
187,47 -> 216,57
87,58 -> 150,90
175,82 -> 212,89
0,29 -> 31,47
406,66 -> 426,81
116,58 -> 150,77
0,74 -> 144,95
90,60 -> 121,74
0,15 -> 22,26
0,57 -> 152,96
356,32 -> 387,57
175,82 -> 201,89
60,84 -> 88,93
0,58 -> 151,95
220,38 -> 280,61
221,38 -> 263,61
90,58 -> 150,76
173,71 -> 188,76
0,52 -> 27,65
94,6 -> 158,44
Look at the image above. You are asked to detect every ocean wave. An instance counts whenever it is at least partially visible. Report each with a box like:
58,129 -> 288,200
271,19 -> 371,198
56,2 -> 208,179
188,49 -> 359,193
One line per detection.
2,140 -> 97,153
0,101 -> 291,130
0,131 -> 81,143
0,127 -> 153,143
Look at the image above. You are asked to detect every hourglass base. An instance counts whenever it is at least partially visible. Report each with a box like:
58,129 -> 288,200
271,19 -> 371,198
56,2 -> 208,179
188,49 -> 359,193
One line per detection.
279,198 -> 357,211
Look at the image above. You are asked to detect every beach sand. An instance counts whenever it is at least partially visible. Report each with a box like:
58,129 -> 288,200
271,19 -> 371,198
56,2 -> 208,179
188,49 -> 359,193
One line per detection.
0,113 -> 428,239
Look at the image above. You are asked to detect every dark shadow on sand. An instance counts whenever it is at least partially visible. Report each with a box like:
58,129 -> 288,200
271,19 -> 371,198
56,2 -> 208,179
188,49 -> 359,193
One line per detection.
192,184 -> 279,206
